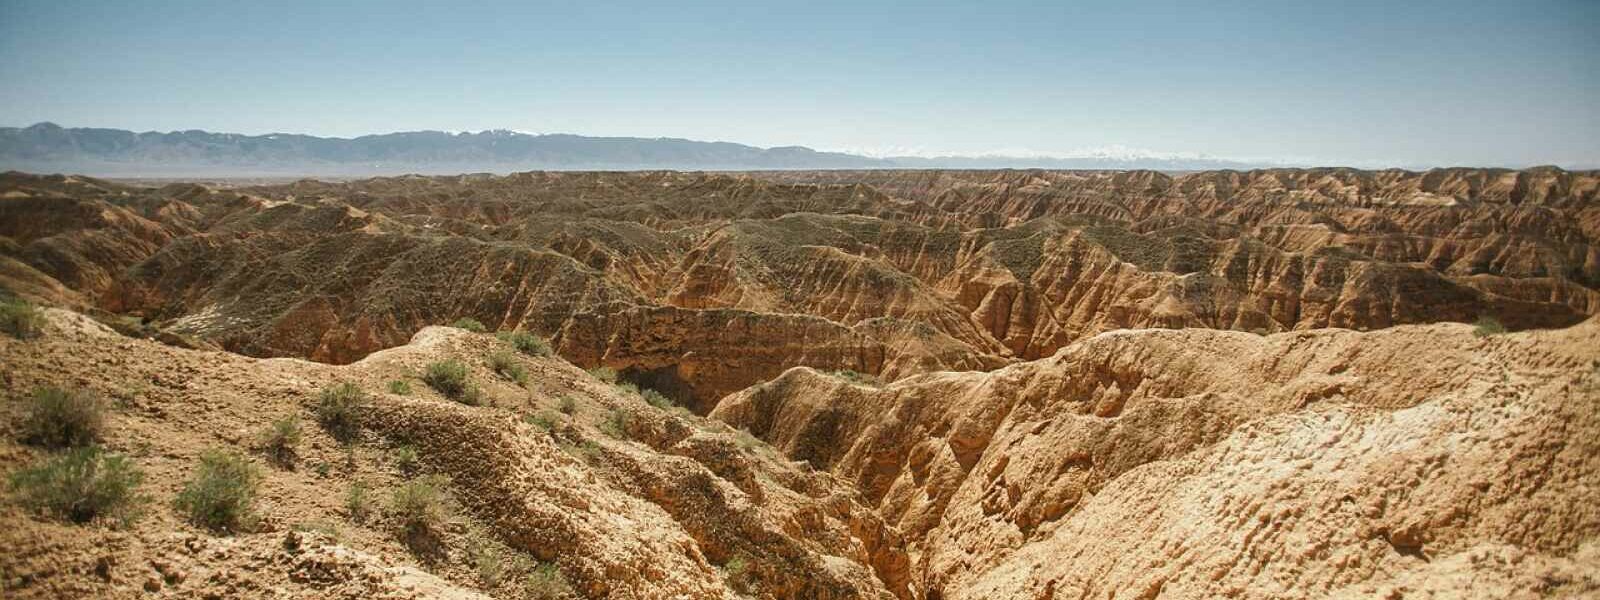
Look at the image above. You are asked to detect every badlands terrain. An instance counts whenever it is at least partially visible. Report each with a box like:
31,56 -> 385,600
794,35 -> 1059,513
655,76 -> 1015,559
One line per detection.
1,166 -> 1598,598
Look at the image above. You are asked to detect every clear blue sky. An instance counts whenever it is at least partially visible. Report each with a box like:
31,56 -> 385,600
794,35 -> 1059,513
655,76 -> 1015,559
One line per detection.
1,0 -> 1595,167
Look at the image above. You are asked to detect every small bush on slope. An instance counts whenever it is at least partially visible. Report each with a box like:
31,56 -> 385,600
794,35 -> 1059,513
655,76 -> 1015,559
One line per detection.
345,480 -> 375,523
1474,315 -> 1506,337
19,385 -> 104,449
0,297 -> 45,339
497,330 -> 551,357
259,415 -> 303,467
450,318 -> 487,333
587,366 -> 618,383
387,379 -> 412,395
9,446 -> 146,527
489,350 -> 529,386
423,359 -> 469,398
390,474 -> 454,553
175,449 -> 261,533
316,382 -> 368,443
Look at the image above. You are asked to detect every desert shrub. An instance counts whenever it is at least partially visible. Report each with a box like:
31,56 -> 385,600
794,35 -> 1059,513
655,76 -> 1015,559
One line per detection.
828,369 -> 881,386
723,554 -> 757,593
600,409 -> 629,439
640,388 -> 674,409
524,562 -> 574,599
1474,315 -> 1506,337
497,330 -> 551,357
389,474 -> 454,550
557,395 -> 577,415
19,385 -> 105,448
558,440 -> 601,461
292,519 -> 343,542
587,366 -> 618,383
465,527 -> 507,586
8,446 -> 146,526
0,297 -> 45,339
387,379 -> 412,395
489,350 -> 529,386
392,444 -> 420,474
450,318 -> 487,333
524,412 -> 557,431
175,449 -> 261,533
316,382 -> 368,443
423,359 -> 469,398
345,480 -> 374,523
259,415 -> 303,467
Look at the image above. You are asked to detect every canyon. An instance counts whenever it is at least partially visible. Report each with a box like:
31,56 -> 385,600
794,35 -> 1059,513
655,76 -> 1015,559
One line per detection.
2,166 -> 1598,599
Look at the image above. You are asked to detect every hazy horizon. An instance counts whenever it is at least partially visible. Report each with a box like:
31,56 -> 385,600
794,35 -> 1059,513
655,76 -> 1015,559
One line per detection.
2,0 -> 1597,169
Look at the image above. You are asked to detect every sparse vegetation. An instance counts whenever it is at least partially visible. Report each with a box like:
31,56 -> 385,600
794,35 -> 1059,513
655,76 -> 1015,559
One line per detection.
8,446 -> 146,527
175,449 -> 261,533
524,411 -> 557,431
292,519 -> 343,542
640,387 -> 674,409
423,359 -> 470,398
465,526 -> 507,586
19,385 -> 105,448
587,366 -> 618,383
392,444 -> 420,474
723,554 -> 757,594
258,415 -> 303,467
345,480 -> 375,523
490,350 -> 529,386
558,439 -> 602,461
828,369 -> 881,387
600,409 -> 630,439
557,395 -> 577,415
1474,315 -> 1506,337
524,562 -> 574,599
316,382 -> 368,443
387,379 -> 412,395
0,297 -> 45,339
451,317 -> 487,333
497,330 -> 552,357
389,474 -> 454,551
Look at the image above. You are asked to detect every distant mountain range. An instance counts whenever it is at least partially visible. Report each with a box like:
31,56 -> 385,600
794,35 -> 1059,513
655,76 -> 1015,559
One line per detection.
0,122 -> 1277,176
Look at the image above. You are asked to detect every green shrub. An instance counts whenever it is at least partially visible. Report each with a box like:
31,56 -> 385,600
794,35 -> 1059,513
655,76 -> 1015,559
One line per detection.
345,480 -> 374,523
524,411 -> 557,431
828,369 -> 881,386
640,388 -> 674,409
8,446 -> 146,526
392,444 -> 420,474
489,350 -> 529,386
557,395 -> 577,415
497,330 -> 552,357
1474,315 -> 1506,337
292,519 -> 344,542
465,527 -> 507,586
316,382 -> 368,443
19,385 -> 105,448
175,449 -> 261,533
387,379 -> 412,395
724,554 -> 757,593
0,297 -> 45,339
600,409 -> 629,439
259,415 -> 302,467
587,366 -> 618,383
389,474 -> 454,548
524,562 -> 574,599
423,359 -> 469,398
450,318 -> 487,333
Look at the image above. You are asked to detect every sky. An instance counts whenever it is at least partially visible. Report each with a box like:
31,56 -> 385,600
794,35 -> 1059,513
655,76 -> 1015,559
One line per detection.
1,0 -> 1596,167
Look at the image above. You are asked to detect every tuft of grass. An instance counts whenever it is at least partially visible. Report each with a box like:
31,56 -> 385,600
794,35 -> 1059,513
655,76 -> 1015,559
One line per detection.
292,519 -> 344,542
450,318 -> 487,333
827,369 -> 881,387
1474,315 -> 1506,337
389,474 -> 454,551
524,562 -> 574,599
724,554 -> 757,593
344,480 -> 374,523
175,449 -> 261,533
497,330 -> 552,357
423,359 -> 470,399
0,297 -> 46,339
258,415 -> 303,467
316,382 -> 368,443
587,366 -> 618,383
640,388 -> 674,409
599,409 -> 630,439
8,446 -> 146,527
392,444 -> 420,474
558,440 -> 602,461
465,526 -> 507,586
387,379 -> 412,395
489,350 -> 529,386
19,385 -> 105,449
557,395 -> 577,415
524,412 -> 557,432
